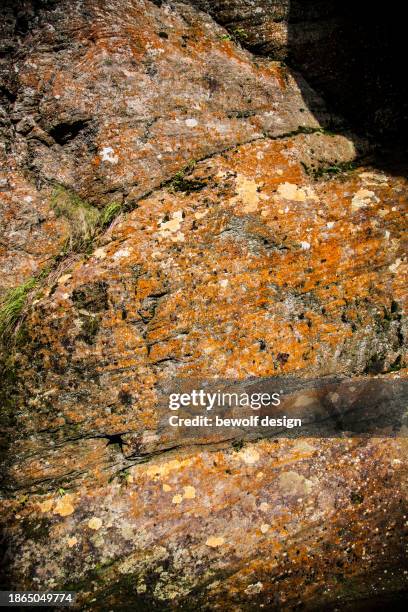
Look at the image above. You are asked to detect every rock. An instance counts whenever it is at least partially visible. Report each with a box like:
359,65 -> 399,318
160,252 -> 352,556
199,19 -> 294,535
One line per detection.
0,0 -> 407,609
187,0 -> 408,141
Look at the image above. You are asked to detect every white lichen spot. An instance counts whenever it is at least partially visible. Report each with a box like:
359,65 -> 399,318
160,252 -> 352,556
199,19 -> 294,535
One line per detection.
259,502 -> 269,513
100,146 -> 119,164
172,494 -> 183,505
185,118 -> 198,128
67,536 -> 78,548
205,536 -> 225,548
194,210 -> 207,220
300,241 -> 311,250
113,247 -> 131,260
94,247 -> 107,259
260,523 -> 270,534
219,278 -> 229,288
327,221 -> 335,229
245,582 -> 263,595
389,258 -> 402,273
351,188 -> 378,211
183,485 -> 196,499
238,446 -> 260,465
88,517 -> 103,530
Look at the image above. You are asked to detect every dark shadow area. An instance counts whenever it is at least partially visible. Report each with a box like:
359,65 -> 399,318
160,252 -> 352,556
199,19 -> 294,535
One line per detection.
286,1 -> 408,150
189,0 -> 408,175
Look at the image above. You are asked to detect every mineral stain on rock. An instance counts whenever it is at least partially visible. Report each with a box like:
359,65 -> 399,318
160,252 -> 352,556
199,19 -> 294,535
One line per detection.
0,0 -> 407,609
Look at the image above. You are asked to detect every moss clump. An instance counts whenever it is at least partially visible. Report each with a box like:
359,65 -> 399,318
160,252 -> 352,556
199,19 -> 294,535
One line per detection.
168,161 -> 207,194
301,160 -> 356,180
232,27 -> 249,42
51,185 -> 100,248
52,186 -> 122,248
0,278 -> 37,341
98,201 -> 122,228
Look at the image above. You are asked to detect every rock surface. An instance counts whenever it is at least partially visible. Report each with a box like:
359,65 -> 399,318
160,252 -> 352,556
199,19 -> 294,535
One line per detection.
0,1 -> 407,609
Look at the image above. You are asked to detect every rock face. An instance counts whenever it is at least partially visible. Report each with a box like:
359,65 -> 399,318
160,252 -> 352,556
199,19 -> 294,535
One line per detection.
0,1 -> 407,609
188,0 -> 408,141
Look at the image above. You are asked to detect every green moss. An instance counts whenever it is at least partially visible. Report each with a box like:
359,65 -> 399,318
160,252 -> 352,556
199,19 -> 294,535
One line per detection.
301,159 -> 356,180
0,277 -> 37,341
232,27 -> 249,42
51,185 -> 100,248
168,161 -> 207,194
99,201 -> 122,228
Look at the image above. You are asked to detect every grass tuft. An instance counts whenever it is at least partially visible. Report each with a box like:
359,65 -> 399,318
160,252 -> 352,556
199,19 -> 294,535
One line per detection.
51,186 -> 100,248
98,202 -> 122,228
0,278 -> 37,340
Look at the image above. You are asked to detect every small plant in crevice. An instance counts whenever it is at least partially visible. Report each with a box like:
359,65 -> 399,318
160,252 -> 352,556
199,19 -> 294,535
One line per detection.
168,161 -> 207,194
232,27 -> 249,43
0,277 -> 37,341
98,201 -> 122,229
51,185 -> 100,248
301,159 -> 356,180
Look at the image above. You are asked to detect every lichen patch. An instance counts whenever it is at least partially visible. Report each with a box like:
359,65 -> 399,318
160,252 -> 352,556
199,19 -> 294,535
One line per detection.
183,485 -> 196,499
53,495 -> 75,517
278,471 -> 314,497
351,188 -> 378,211
39,499 -> 53,513
88,517 -> 103,530
237,446 -> 260,465
205,536 -> 225,548
276,182 -> 310,201
231,174 -> 260,213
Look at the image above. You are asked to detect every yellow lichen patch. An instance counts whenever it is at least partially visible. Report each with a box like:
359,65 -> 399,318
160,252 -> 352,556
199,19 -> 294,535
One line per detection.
205,536 -> 225,548
231,174 -> 260,213
162,484 -> 172,492
53,495 -> 75,517
38,499 -> 53,513
88,517 -> 103,530
276,182 -> 309,201
183,485 -> 196,499
172,494 -> 183,505
67,536 -> 78,548
260,523 -> 270,534
145,458 -> 193,480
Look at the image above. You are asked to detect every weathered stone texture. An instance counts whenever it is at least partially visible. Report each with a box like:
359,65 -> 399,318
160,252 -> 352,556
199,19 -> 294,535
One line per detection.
0,0 -> 407,609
